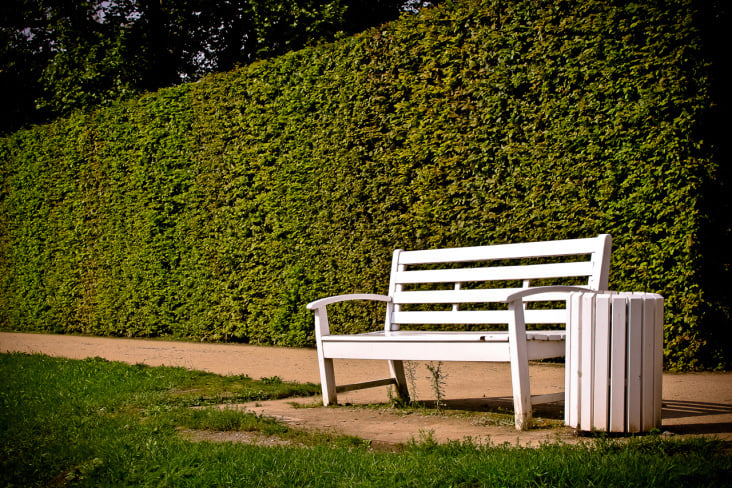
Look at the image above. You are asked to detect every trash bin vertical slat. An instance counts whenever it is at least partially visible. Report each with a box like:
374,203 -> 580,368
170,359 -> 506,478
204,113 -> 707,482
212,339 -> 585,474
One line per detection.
653,296 -> 664,429
592,294 -> 611,431
566,293 -> 582,427
626,296 -> 644,433
580,293 -> 595,431
641,293 -> 656,431
609,295 -> 627,432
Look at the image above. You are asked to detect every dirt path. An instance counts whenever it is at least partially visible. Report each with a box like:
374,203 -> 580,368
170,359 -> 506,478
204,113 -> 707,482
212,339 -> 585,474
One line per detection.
2,332 -> 731,446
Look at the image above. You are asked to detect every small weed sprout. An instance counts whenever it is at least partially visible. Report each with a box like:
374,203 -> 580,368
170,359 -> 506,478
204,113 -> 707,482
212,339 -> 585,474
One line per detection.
409,429 -> 438,450
425,361 -> 447,411
404,360 -> 418,404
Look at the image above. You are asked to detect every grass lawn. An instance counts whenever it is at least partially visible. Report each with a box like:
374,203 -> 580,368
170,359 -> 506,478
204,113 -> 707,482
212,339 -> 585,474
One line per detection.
1,352 -> 729,487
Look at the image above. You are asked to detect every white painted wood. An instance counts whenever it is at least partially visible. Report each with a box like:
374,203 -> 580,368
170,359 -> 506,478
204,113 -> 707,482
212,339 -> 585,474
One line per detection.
321,341 -> 514,362
593,294 -> 610,431
391,309 -> 567,325
452,282 -> 462,312
324,330 -> 511,342
307,293 -> 391,310
641,294 -> 656,432
653,296 -> 664,429
393,287 -> 590,305
566,293 -> 582,427
307,235 -> 613,430
589,234 -> 612,290
609,295 -> 627,432
580,293 -> 595,432
508,300 -> 532,429
314,307 -> 337,405
384,249 -> 404,333
627,296 -> 643,433
503,285 -> 597,302
393,261 -> 594,285
321,331 -> 564,359
398,235 -> 611,265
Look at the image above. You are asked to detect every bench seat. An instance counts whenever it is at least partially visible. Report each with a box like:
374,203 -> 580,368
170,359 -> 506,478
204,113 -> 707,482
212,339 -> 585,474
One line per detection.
321,330 -> 565,362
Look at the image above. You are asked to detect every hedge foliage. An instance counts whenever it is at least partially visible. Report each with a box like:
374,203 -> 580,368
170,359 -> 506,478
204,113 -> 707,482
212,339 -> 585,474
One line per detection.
1,0 -> 727,370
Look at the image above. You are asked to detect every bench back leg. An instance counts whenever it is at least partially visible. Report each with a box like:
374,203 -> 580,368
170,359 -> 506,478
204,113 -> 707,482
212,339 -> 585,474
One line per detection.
388,360 -> 410,403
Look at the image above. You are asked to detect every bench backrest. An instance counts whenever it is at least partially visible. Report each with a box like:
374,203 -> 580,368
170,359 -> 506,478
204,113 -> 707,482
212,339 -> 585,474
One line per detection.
385,234 -> 612,331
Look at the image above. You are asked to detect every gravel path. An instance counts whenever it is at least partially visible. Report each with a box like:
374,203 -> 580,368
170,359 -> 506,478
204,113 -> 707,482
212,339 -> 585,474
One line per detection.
2,332 -> 730,446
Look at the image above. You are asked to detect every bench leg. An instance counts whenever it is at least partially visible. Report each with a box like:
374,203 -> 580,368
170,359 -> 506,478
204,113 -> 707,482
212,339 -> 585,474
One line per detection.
313,307 -> 337,406
317,352 -> 337,406
511,359 -> 532,430
508,302 -> 533,430
389,360 -> 410,403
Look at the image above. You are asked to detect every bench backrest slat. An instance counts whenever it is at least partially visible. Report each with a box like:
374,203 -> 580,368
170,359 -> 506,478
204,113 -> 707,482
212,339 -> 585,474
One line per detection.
392,288 -> 574,304
392,309 -> 567,325
393,261 -> 594,285
397,236 -> 608,265
385,234 -> 611,330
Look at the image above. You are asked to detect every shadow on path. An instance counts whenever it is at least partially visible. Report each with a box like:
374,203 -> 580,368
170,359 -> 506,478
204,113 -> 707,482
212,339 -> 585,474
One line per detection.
662,400 -> 732,419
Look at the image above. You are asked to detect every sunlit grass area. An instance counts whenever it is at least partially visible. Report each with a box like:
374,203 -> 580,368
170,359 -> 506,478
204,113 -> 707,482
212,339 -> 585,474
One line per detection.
1,353 -> 729,487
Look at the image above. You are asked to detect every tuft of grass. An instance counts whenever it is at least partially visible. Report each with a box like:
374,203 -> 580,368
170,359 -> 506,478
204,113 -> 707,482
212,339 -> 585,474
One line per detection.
404,360 -> 419,404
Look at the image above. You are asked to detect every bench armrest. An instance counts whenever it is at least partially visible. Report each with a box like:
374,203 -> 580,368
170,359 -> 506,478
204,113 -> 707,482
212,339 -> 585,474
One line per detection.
503,285 -> 598,303
308,294 -> 392,339
306,293 -> 392,311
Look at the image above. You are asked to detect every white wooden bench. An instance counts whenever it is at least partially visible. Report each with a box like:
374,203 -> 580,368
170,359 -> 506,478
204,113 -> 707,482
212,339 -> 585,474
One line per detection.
306,234 -> 612,429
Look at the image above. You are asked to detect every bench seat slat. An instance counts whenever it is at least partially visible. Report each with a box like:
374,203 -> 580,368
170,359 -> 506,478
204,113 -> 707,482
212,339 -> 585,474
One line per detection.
391,309 -> 567,325
322,341 -> 514,362
397,236 -> 603,265
321,330 -> 565,342
393,261 -> 593,284
320,332 -> 565,362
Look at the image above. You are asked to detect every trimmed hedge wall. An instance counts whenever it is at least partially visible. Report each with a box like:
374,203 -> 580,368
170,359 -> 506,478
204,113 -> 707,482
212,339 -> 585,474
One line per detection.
1,0 -> 728,370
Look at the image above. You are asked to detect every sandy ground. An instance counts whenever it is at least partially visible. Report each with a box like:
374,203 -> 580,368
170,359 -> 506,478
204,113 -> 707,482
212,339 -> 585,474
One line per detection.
2,331 -> 731,447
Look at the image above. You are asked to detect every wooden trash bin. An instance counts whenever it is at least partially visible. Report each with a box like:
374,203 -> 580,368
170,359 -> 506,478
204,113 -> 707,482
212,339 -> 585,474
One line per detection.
565,291 -> 664,433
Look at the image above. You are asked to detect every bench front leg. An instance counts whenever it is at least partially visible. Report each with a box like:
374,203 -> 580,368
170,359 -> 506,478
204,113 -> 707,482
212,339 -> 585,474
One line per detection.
307,294 -> 392,406
508,300 -> 532,430
314,307 -> 337,405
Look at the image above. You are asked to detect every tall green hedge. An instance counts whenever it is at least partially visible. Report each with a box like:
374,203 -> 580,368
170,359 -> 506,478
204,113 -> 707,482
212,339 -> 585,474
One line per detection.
1,0 -> 727,370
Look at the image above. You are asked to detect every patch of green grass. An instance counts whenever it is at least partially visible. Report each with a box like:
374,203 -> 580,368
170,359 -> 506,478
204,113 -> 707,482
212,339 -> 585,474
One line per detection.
174,407 -> 289,434
2,353 -> 730,487
173,405 -> 375,450
161,372 -> 320,407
